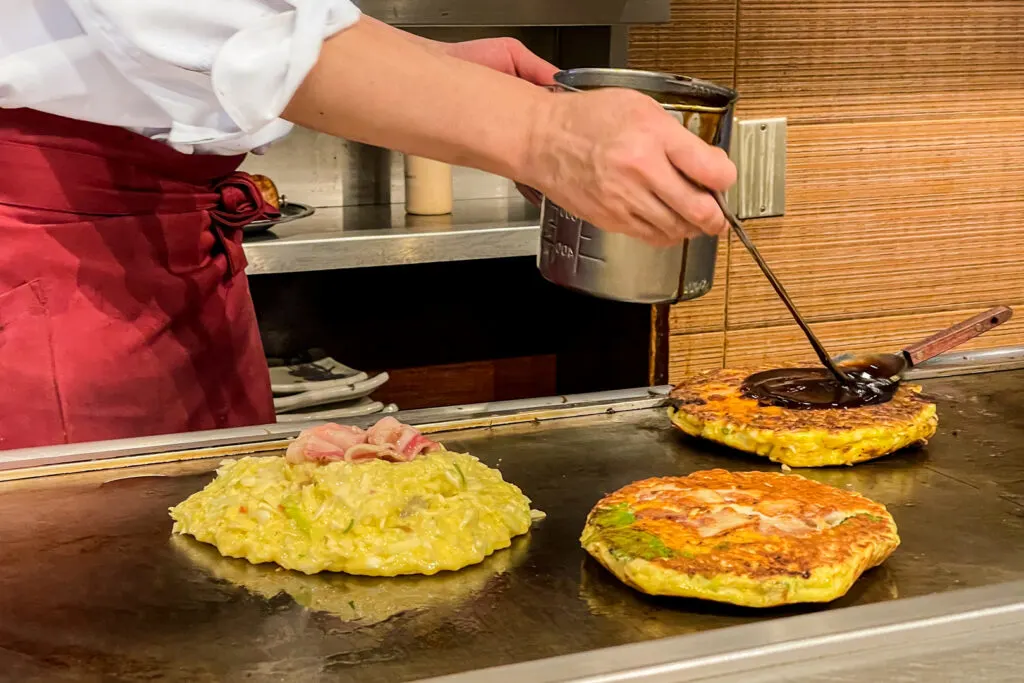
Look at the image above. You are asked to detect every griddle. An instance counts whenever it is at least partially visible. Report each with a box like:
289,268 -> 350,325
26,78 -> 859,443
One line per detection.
1,363 -> 1023,683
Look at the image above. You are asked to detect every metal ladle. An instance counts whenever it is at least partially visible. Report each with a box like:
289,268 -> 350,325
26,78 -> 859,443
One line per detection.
709,191 -> 855,386
832,305 -> 1014,381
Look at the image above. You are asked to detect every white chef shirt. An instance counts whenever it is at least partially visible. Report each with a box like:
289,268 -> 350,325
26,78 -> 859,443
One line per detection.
0,0 -> 362,155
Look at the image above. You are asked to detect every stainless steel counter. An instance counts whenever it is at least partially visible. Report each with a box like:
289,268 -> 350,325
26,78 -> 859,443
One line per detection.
243,198 -> 540,275
1,368 -> 1023,682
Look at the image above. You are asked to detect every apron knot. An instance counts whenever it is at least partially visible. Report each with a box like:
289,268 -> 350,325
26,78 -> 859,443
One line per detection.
209,172 -> 281,275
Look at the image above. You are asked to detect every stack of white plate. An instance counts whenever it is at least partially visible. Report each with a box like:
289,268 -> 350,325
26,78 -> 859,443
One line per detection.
269,355 -> 397,424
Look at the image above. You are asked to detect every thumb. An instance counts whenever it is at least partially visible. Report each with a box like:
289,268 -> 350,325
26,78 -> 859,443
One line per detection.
504,40 -> 559,86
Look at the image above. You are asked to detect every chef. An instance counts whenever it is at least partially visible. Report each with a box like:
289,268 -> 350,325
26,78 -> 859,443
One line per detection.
0,2 -> 736,450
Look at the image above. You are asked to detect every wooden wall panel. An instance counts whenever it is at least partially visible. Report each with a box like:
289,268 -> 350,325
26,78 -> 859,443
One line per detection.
669,332 -> 726,382
375,356 -> 558,410
725,118 -> 1024,328
629,0 -> 739,86
724,306 -> 1024,368
736,1 -> 1024,124
668,241 -> 730,333
643,0 -> 1024,380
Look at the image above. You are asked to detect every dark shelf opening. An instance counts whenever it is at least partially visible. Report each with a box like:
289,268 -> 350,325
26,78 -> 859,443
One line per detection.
250,257 -> 650,409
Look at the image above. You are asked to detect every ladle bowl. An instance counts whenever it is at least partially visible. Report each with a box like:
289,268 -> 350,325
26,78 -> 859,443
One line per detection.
833,306 -> 1013,384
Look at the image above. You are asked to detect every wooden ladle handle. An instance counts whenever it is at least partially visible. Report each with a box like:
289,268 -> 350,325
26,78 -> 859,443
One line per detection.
903,306 -> 1014,367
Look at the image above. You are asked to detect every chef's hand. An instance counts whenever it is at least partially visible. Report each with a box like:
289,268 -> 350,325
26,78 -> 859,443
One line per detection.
436,37 -> 735,244
440,38 -> 559,86
392,25 -> 558,86
526,87 -> 736,247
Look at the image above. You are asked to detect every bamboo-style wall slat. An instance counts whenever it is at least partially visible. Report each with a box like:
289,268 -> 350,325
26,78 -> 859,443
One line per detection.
631,0 -> 1024,382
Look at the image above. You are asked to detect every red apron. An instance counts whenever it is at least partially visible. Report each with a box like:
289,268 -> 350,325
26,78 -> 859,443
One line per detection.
0,108 -> 277,450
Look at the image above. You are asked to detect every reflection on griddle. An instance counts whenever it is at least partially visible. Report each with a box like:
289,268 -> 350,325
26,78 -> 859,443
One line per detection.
578,556 -> 900,638
171,534 -> 530,625
795,456 -> 926,508
671,433 -> 928,508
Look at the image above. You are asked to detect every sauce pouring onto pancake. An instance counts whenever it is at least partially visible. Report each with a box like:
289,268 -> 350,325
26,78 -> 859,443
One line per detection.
741,362 -> 900,410
706,185 -> 1012,411
709,193 -> 905,409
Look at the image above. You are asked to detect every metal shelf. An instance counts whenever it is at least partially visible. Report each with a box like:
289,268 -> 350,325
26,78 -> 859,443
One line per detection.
362,0 -> 670,26
242,198 -> 541,275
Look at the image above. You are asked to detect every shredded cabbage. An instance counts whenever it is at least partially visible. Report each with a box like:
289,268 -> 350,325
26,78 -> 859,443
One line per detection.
170,450 -> 539,576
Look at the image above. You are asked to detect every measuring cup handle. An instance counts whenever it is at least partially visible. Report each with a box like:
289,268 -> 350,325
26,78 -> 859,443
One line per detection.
903,305 -> 1014,367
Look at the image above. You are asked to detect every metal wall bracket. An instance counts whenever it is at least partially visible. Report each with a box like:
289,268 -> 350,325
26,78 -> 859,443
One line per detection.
728,117 -> 787,220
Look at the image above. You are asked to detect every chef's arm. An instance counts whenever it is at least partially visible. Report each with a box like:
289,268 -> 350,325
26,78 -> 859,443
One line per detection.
357,17 -> 559,87
282,16 -> 546,189
283,16 -> 736,244
67,2 -> 731,243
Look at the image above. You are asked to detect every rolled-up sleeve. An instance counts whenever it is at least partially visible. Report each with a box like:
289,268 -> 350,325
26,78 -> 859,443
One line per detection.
66,0 -> 361,152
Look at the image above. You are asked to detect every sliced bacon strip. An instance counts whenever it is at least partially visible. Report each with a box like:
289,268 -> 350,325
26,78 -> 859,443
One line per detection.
396,425 -> 419,453
367,416 -> 404,447
402,433 -> 441,458
285,435 -> 341,464
693,506 -> 752,538
315,424 -> 367,450
286,417 -> 441,465
343,443 -> 396,463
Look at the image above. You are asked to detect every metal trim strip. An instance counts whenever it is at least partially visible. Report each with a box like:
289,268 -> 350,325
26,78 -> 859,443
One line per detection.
0,388 -> 668,478
414,580 -> 1024,683
2,345 -> 1022,478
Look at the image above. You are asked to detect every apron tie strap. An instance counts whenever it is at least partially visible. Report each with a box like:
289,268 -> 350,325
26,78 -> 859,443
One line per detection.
209,172 -> 280,276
